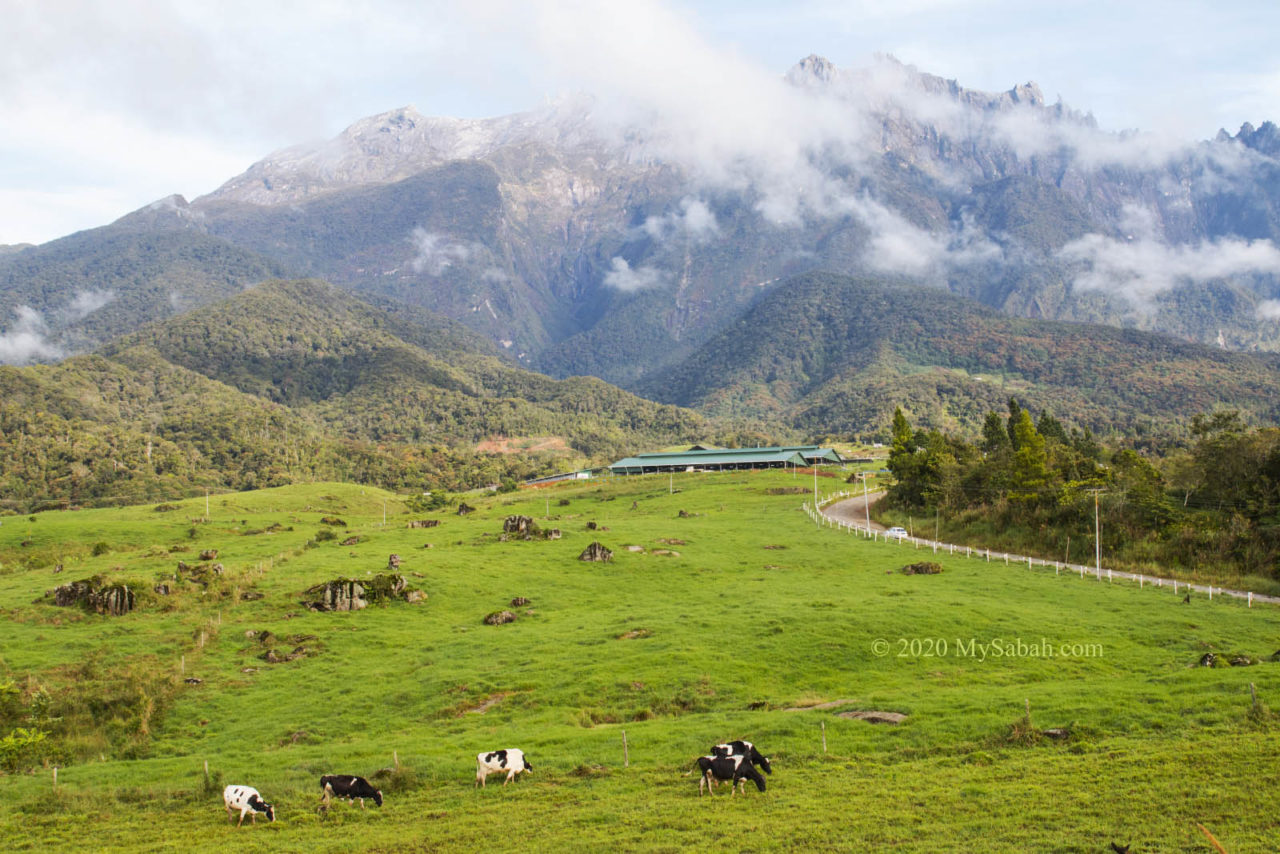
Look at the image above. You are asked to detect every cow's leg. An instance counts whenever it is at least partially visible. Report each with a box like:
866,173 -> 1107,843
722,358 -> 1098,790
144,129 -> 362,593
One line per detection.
237,808 -> 246,827
358,798 -> 366,810
226,804 -> 234,823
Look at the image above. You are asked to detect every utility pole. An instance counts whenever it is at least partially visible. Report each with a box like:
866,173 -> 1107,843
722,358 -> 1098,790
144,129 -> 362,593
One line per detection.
859,472 -> 870,531
1087,489 -> 1106,578
813,462 -> 818,508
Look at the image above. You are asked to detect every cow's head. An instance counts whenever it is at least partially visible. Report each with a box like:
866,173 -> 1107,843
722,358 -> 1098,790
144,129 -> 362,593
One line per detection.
752,748 -> 772,774
373,789 -> 384,807
522,756 -> 532,773
249,795 -> 276,822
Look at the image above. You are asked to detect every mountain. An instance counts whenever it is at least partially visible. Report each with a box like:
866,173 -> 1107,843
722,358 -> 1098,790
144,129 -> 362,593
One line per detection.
638,271 -> 1280,436
3,55 -> 1280,417
0,279 -> 710,511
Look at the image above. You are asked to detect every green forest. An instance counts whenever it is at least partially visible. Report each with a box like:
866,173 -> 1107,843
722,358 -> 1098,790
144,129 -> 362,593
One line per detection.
882,401 -> 1280,589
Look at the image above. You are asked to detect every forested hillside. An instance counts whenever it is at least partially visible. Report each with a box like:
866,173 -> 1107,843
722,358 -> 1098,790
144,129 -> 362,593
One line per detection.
643,271 -> 1280,436
0,280 -> 710,512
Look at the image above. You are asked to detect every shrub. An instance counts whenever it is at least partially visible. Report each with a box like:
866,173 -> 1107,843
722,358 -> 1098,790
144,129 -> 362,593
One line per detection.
0,727 -> 50,773
315,528 -> 337,542
91,542 -> 111,556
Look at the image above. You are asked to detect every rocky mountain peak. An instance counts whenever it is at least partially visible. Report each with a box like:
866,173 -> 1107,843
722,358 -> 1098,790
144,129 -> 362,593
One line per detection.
786,54 -> 837,86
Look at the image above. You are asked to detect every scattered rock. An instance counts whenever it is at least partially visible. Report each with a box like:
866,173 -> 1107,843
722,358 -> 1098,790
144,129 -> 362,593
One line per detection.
901,562 -> 944,575
1230,655 -> 1257,667
241,591 -> 264,601
510,597 -> 530,607
199,549 -> 218,561
546,529 -> 562,539
579,542 -> 613,562
405,590 -> 428,603
1198,652 -> 1218,667
586,521 -> 598,530
407,519 -> 440,529
626,545 -> 645,553
419,543 -> 433,549
259,649 -> 285,663
304,579 -> 368,612
340,536 -> 361,546
184,677 -> 202,685
618,628 -> 652,640
240,667 -> 258,674
504,516 -> 537,536
320,516 -> 347,527
1042,728 -> 1071,740
154,583 -> 171,596
652,549 -> 680,557
52,564 -> 63,574
456,503 -> 476,515
387,553 -> 402,570
837,710 -> 907,725
51,579 -> 135,616
657,538 -> 686,545
763,545 -> 786,550
678,510 -> 690,518
484,610 -> 516,626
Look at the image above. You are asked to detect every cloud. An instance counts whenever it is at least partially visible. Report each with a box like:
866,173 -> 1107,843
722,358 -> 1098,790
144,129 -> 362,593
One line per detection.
861,202 -> 1002,279
63,288 -> 116,321
642,197 -> 720,243
603,257 -> 665,292
409,229 -> 474,275
1258,299 -> 1280,320
1058,206 -> 1280,309
0,306 -> 62,365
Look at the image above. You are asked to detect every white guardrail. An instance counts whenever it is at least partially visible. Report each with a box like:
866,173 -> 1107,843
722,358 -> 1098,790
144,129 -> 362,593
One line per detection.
808,491 -> 1280,608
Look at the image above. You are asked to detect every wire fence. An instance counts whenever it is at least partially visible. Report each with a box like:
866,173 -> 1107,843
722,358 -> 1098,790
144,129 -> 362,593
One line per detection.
807,490 -> 1280,608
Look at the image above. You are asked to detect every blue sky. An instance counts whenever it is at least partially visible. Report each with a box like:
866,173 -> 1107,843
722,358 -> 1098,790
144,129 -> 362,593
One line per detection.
2,0 -> 1277,245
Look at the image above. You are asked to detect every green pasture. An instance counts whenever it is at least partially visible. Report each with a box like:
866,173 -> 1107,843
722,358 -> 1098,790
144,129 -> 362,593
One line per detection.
0,472 -> 1278,852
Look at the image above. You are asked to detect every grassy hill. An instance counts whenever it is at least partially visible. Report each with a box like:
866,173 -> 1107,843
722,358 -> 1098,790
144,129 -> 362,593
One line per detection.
641,270 -> 1280,436
0,473 -> 1278,851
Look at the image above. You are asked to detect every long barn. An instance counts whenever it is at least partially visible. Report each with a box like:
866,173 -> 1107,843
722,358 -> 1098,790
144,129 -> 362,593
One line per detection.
607,446 -> 842,475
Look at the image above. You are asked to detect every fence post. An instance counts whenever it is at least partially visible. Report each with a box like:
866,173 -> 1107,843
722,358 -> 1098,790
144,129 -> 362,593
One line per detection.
821,720 -> 827,754
622,730 -> 629,767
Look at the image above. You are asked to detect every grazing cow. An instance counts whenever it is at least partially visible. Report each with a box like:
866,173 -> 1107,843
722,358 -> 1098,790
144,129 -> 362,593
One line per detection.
711,740 -> 772,775
694,754 -> 766,795
319,774 -> 383,809
223,785 -> 275,826
475,748 -> 533,787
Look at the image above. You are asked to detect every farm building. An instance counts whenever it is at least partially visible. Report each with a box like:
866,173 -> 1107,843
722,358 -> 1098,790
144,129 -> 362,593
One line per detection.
607,446 -> 843,475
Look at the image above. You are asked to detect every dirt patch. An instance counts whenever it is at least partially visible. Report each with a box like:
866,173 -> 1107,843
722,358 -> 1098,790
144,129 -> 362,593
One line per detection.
838,710 -> 907,724
466,693 -> 509,715
475,436 -> 570,454
656,538 -> 686,545
618,628 -> 653,640
783,698 -> 858,712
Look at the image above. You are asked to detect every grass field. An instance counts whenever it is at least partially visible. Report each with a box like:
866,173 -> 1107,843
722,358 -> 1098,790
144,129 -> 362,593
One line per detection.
1,471 -> 1278,852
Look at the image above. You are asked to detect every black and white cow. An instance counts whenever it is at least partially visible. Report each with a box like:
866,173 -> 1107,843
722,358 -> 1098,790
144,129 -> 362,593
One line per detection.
223,784 -> 276,826
319,774 -> 383,809
694,754 -> 766,795
711,740 -> 772,775
475,748 -> 533,787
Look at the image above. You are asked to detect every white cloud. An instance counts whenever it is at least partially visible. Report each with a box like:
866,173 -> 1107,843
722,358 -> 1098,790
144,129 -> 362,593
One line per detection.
642,197 -> 720,243
0,306 -> 62,365
1058,206 -> 1280,309
409,229 -> 474,275
1258,299 -> 1280,320
603,257 -> 665,292
861,201 -> 1001,279
63,288 -> 116,321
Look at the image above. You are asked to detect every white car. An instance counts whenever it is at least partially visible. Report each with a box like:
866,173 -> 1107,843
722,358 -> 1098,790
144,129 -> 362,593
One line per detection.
885,526 -> 909,540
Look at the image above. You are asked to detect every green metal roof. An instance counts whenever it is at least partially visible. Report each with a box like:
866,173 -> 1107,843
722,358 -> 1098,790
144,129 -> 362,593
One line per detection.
609,449 -> 809,470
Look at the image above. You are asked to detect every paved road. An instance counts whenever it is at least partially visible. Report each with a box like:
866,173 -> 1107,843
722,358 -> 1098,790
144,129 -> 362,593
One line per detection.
823,490 -> 886,531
